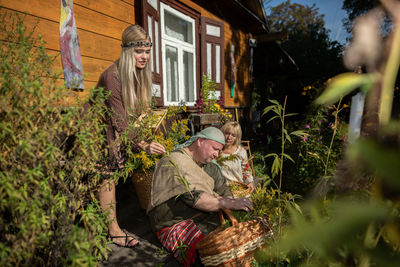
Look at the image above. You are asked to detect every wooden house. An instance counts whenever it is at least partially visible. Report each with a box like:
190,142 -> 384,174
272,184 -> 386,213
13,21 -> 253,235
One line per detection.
0,0 -> 293,131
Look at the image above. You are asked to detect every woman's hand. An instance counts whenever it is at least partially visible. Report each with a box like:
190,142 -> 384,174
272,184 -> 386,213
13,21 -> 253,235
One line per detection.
146,142 -> 166,155
247,182 -> 255,193
138,141 -> 166,155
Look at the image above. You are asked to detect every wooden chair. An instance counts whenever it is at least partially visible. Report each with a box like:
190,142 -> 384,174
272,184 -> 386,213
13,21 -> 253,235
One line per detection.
241,140 -> 255,177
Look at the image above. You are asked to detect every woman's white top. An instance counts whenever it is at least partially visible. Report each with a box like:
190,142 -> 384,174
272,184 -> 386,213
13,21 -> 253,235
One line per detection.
220,145 -> 254,184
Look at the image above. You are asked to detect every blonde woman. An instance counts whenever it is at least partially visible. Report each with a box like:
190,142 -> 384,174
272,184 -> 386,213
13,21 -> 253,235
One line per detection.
96,25 -> 165,247
220,122 -> 254,192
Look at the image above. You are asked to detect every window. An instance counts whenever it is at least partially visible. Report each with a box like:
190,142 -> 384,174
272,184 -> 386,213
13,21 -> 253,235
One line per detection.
140,0 -> 162,99
201,17 -> 225,97
161,3 -> 196,106
139,0 -> 224,107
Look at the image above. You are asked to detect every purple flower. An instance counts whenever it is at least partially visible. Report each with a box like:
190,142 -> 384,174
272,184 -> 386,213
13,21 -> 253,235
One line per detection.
305,124 -> 310,129
301,135 -> 308,141
328,122 -> 333,129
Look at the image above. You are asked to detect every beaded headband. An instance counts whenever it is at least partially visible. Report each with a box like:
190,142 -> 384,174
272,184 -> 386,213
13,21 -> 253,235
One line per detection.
121,41 -> 152,48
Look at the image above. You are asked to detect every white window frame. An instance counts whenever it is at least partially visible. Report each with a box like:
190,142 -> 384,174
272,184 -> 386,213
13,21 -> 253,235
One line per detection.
160,3 -> 197,106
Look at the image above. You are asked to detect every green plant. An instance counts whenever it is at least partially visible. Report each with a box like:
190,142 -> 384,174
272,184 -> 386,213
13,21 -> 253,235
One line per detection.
262,98 -> 307,233
256,2 -> 400,265
261,97 -> 307,264
196,74 -> 218,113
0,13 -> 110,266
287,104 -> 347,195
121,106 -> 190,177
195,75 -> 232,122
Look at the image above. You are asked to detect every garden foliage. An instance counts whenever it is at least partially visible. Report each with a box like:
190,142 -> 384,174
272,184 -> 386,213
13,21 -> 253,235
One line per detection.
254,1 -> 400,265
195,75 -> 232,123
0,13 -> 110,266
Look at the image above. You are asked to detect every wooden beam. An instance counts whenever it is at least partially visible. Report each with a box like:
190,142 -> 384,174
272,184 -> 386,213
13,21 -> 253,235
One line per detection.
256,32 -> 288,44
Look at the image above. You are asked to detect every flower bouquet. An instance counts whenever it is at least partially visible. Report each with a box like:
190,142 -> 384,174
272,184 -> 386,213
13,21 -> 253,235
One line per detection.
125,107 -> 190,209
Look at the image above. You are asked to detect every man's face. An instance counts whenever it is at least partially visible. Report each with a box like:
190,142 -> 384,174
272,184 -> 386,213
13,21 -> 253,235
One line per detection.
195,138 -> 223,164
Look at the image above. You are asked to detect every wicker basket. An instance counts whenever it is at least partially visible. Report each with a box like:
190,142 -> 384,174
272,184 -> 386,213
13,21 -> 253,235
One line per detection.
196,208 -> 273,267
131,170 -> 153,210
227,181 -> 252,198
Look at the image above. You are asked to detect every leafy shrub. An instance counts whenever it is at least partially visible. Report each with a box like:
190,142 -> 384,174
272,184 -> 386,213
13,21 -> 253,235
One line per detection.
0,13 -> 110,266
195,75 -> 232,122
285,105 -> 347,195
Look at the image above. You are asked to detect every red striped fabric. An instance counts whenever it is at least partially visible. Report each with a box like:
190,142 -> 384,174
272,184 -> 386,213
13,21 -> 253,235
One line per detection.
157,219 -> 204,266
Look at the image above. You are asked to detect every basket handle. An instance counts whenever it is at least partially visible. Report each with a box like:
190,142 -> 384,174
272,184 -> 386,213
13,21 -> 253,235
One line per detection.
219,208 -> 239,228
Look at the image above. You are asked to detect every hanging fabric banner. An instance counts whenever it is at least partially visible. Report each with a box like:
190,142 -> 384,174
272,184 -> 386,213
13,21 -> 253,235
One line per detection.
59,0 -> 84,89
348,92 -> 365,143
230,44 -> 235,98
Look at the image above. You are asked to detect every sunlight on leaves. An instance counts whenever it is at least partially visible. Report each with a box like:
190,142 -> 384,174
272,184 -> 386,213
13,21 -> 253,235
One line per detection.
316,72 -> 378,105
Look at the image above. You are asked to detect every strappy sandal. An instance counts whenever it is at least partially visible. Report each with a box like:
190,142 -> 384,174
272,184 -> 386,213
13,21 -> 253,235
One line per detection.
108,229 -> 138,248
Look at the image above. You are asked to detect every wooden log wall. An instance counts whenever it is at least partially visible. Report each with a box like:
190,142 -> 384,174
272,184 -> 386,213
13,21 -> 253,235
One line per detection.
1,0 -> 252,107
0,0 -> 136,101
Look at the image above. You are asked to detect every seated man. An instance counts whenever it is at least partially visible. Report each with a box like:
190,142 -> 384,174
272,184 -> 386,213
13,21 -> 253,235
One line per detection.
147,127 -> 253,266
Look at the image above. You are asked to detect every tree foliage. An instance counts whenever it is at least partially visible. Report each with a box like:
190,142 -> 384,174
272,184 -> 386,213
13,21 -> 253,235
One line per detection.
268,0 -> 326,36
252,1 -> 346,194
257,0 -> 345,114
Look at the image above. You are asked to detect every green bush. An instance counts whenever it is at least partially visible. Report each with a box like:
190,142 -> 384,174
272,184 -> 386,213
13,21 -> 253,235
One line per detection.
285,105 -> 347,195
0,13 -> 111,266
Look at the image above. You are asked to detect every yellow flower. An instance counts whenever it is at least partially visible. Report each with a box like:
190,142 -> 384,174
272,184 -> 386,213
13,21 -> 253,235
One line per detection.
229,114 -> 232,118
343,104 -> 349,108
301,92 -> 306,96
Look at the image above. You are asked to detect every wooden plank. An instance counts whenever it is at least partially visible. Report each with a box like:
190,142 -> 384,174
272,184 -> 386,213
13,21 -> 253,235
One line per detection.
75,0 -> 134,23
0,9 -> 121,62
0,0 -> 134,25
74,4 -> 131,40
122,0 -> 135,6
48,50 -> 114,83
0,0 -> 133,39
77,29 -> 121,61
80,57 -> 114,82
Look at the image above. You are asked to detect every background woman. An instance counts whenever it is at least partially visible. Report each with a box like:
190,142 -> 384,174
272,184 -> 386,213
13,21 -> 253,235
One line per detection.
219,121 -> 254,192
96,25 -> 165,247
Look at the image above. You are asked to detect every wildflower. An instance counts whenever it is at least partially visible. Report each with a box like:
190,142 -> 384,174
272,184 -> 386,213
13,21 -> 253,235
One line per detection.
343,104 -> 349,108
305,124 -> 310,129
229,114 -> 232,118
301,135 -> 308,141
301,92 -> 306,96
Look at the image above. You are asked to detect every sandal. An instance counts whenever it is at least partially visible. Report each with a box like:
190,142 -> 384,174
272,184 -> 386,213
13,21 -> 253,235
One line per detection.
108,229 -> 139,248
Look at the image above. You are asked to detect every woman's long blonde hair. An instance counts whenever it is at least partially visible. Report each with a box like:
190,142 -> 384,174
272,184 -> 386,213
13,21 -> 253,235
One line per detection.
118,25 -> 152,115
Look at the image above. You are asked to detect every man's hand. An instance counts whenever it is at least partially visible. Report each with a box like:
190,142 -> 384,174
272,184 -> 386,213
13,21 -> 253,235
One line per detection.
220,197 -> 253,212
194,192 -> 253,212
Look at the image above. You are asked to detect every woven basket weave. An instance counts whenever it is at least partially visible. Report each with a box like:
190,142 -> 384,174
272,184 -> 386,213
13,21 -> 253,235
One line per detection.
227,181 -> 252,198
131,170 -> 153,210
196,208 -> 273,267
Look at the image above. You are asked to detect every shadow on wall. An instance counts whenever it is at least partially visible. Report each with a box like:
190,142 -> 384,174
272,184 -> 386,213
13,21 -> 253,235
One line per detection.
224,26 -> 252,108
